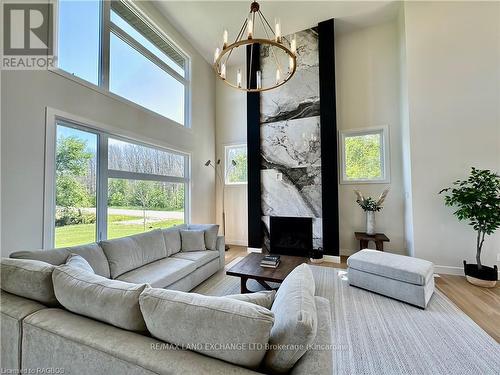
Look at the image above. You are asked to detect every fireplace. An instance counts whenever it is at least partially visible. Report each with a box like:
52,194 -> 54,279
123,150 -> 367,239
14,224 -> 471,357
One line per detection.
269,216 -> 313,257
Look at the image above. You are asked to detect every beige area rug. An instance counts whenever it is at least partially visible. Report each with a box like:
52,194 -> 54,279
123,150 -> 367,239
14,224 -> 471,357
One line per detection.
194,262 -> 500,375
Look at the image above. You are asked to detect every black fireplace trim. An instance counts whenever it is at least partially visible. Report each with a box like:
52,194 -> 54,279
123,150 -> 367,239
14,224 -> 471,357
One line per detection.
247,43 -> 261,249
318,19 -> 340,256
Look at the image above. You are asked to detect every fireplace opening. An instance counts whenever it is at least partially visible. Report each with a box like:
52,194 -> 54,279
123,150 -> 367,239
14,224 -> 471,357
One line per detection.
269,216 -> 313,257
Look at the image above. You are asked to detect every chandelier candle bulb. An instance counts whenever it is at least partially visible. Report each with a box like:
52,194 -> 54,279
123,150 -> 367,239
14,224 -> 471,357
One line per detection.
247,18 -> 253,39
256,70 -> 262,89
221,63 -> 226,79
223,29 -> 228,48
276,69 -> 281,84
237,69 -> 242,88
214,48 -> 220,63
291,35 -> 297,53
275,18 -> 281,43
288,56 -> 294,73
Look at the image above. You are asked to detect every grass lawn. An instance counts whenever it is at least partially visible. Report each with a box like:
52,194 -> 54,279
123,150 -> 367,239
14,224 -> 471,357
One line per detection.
55,214 -> 183,248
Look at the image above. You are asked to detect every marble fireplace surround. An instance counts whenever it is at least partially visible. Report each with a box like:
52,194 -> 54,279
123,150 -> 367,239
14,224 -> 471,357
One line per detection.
257,21 -> 338,256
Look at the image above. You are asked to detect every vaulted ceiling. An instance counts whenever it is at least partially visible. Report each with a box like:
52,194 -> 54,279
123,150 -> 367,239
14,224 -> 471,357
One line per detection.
152,1 -> 400,65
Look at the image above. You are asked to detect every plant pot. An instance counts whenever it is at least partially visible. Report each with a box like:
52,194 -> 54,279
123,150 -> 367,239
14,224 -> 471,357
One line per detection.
366,211 -> 376,235
463,261 -> 498,288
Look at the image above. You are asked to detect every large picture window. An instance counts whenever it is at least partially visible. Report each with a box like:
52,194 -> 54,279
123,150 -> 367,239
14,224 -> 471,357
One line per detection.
57,0 -> 189,126
340,126 -> 390,184
49,119 -> 189,248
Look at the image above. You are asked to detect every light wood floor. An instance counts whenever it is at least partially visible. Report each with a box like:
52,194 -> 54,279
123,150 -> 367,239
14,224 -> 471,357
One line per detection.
225,246 -> 500,343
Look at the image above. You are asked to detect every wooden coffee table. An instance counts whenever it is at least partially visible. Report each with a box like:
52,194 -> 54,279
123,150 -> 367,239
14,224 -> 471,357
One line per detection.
226,253 -> 308,293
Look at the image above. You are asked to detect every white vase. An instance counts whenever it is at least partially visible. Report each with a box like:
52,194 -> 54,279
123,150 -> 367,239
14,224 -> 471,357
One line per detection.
366,211 -> 376,235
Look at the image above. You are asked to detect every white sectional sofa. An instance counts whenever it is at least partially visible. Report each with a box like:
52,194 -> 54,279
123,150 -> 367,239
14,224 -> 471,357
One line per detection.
0,225 -> 333,375
9,224 -> 224,291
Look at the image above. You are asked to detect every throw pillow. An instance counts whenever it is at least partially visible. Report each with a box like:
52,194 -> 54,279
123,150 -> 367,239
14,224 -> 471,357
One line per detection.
180,230 -> 206,252
140,288 -> 274,368
186,224 -> 219,250
263,264 -> 318,373
52,265 -> 149,331
65,253 -> 94,274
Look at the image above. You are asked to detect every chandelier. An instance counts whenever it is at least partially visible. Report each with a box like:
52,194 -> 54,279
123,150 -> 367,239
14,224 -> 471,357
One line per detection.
213,1 -> 297,92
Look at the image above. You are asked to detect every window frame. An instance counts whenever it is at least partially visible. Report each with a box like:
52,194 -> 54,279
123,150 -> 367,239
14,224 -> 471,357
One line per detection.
44,108 -> 190,248
224,144 -> 248,186
339,125 -> 390,185
53,0 -> 191,127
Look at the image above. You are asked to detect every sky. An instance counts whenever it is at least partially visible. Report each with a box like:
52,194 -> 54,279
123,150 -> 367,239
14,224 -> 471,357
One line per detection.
57,124 -> 97,153
58,0 -> 184,124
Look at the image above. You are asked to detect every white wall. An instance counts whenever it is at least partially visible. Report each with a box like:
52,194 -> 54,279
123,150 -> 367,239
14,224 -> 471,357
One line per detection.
403,1 -> 500,273
0,2 -> 216,256
215,72 -> 248,246
336,20 -> 405,255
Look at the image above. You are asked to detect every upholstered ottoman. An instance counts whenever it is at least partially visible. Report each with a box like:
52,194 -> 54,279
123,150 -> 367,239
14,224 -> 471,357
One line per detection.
347,249 -> 435,308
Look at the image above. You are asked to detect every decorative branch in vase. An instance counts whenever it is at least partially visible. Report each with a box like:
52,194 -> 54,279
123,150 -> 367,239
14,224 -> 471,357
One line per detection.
354,189 -> 389,235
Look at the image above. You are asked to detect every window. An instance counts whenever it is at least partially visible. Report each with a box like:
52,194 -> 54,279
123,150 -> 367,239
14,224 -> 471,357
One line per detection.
54,125 -> 98,247
225,145 -> 247,185
56,0 -> 189,126
340,126 -> 390,184
57,0 -> 100,85
49,119 -> 189,248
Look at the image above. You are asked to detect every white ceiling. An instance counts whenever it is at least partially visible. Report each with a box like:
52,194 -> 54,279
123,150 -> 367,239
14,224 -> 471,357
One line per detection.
152,1 -> 400,65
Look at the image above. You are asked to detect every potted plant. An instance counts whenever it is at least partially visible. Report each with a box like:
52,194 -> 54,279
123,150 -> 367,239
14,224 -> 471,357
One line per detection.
439,167 -> 500,287
354,189 -> 389,235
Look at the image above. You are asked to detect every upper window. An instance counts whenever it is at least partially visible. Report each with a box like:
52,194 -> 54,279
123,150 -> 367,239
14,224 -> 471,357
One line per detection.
57,0 -> 101,85
225,145 -> 247,185
57,0 -> 189,126
340,127 -> 390,184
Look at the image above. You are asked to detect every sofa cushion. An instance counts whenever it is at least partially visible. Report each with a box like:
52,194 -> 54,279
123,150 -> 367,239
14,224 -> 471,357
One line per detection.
172,250 -> 219,269
10,243 -> 110,278
224,291 -> 276,309
52,265 -> 149,331
116,257 -> 196,288
23,308 -> 260,375
180,230 -> 206,252
187,224 -> 219,250
99,229 -> 167,278
347,249 -> 434,286
66,254 -> 94,274
1,258 -> 57,306
140,288 -> 274,369
1,291 -> 47,370
264,264 -> 318,373
162,226 -> 184,256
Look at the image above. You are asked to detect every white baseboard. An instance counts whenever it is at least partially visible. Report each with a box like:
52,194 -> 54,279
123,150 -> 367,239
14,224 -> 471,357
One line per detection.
247,247 -> 262,253
434,264 -> 500,279
433,265 -> 464,276
323,255 -> 341,263
226,239 -> 248,247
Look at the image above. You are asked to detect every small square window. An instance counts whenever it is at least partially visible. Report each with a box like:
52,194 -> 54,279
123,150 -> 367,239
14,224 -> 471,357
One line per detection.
340,126 -> 390,184
225,145 -> 247,185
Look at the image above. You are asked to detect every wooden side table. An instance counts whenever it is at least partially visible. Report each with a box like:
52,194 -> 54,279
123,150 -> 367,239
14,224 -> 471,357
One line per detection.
355,232 -> 390,251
